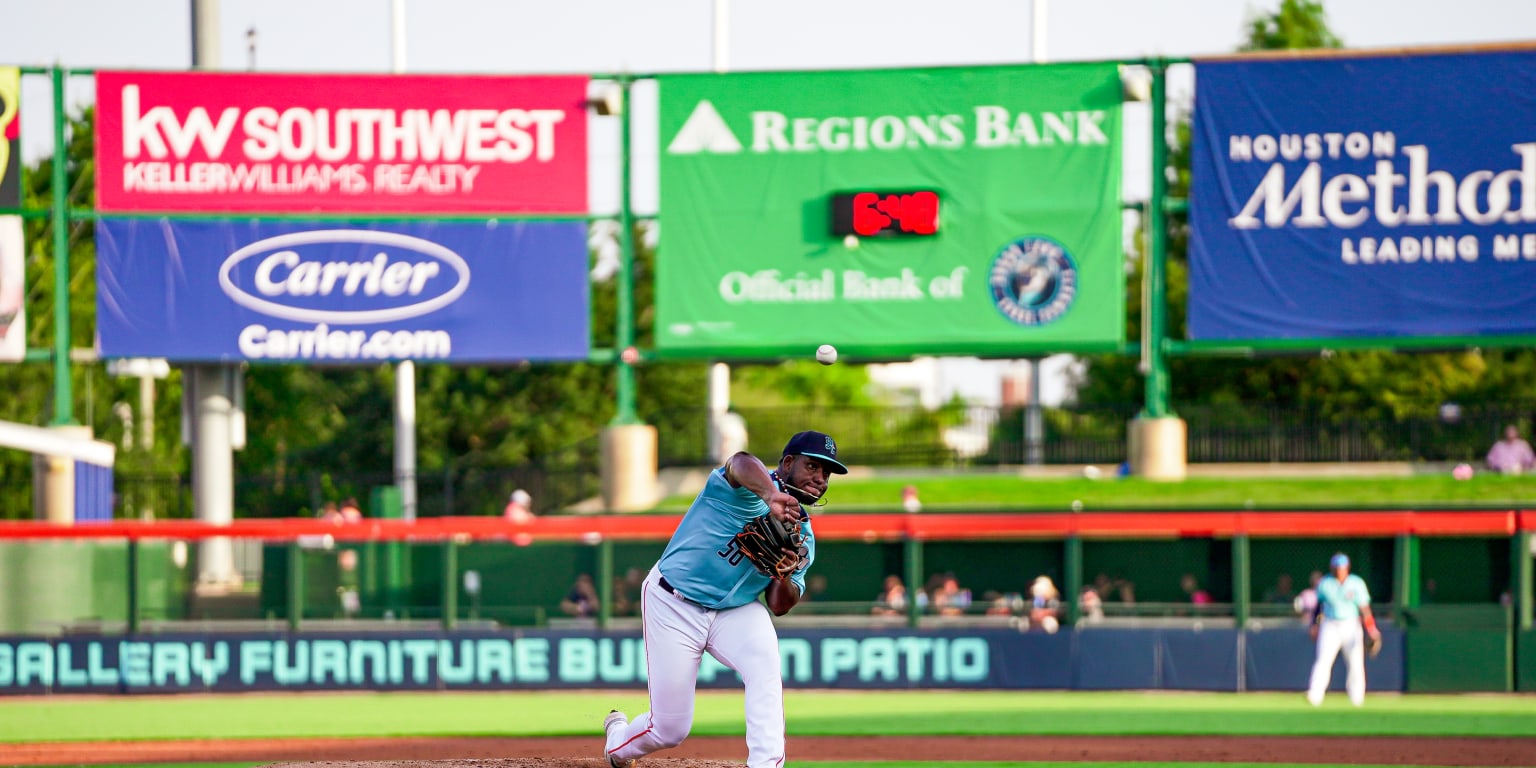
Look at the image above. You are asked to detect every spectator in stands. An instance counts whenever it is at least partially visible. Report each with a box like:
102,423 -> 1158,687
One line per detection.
503,489 -> 534,522
1486,425 -> 1535,475
984,591 -> 1013,617
1092,572 -> 1138,604
1028,575 -> 1062,633
1294,570 -> 1323,624
1181,573 -> 1212,605
337,548 -> 361,618
560,573 -> 599,617
932,574 -> 972,616
339,497 -> 363,523
1078,585 -> 1104,623
620,567 -> 646,611
872,575 -> 907,616
610,576 -> 634,617
318,501 -> 344,524
1263,573 -> 1296,604
901,484 -> 922,513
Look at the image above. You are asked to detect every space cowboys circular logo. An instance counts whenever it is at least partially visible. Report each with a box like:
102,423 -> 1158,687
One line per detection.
988,236 -> 1078,326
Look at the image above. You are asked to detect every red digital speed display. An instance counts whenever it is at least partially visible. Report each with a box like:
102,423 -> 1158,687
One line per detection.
830,190 -> 940,237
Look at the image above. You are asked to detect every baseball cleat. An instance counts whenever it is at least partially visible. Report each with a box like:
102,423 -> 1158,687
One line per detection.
604,709 -> 634,768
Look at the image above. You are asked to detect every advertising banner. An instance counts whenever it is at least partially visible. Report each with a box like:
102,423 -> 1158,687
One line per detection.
656,64 -> 1124,358
0,626 -> 1402,694
1189,51 -> 1536,340
0,629 -> 1059,694
0,216 -> 22,361
96,219 -> 589,363
0,66 -> 18,207
94,72 -> 589,214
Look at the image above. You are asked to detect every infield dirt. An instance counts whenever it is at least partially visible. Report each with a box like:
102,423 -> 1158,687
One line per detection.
9,735 -> 1536,766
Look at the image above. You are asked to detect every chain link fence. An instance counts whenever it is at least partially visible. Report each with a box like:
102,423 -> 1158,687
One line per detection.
9,400 -> 1536,521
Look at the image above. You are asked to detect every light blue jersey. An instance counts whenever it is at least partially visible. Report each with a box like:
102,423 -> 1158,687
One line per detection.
656,467 -> 816,609
1317,574 -> 1370,620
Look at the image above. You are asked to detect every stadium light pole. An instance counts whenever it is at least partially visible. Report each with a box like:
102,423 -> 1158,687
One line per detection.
188,0 -> 239,587
390,0 -> 418,523
705,0 -> 733,462
1032,0 -> 1047,64
1019,0 -> 1047,465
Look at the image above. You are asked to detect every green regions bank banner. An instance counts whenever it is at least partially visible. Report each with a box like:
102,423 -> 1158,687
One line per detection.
656,64 -> 1123,359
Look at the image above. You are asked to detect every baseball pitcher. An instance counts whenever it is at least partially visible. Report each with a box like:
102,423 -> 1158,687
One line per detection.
1305,552 -> 1381,707
603,430 -> 846,768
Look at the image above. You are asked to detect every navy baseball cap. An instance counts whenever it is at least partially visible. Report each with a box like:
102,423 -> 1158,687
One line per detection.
782,430 -> 848,474
1330,553 -> 1350,569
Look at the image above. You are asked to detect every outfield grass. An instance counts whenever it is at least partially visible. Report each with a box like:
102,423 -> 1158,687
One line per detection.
4,691 -> 1535,743
656,473 -> 1536,511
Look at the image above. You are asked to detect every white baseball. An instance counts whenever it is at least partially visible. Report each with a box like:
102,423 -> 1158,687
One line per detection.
815,344 -> 838,365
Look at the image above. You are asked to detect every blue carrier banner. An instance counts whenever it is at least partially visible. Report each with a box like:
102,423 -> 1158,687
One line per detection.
1189,51 -> 1536,340
97,218 -> 590,362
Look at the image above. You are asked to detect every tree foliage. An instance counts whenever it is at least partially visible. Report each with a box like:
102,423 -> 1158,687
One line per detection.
1241,0 -> 1343,51
1072,0 -> 1536,437
0,106 -> 729,518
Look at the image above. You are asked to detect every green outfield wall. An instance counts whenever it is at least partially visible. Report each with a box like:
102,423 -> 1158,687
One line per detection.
0,541 -> 185,632
2,525 -> 1530,693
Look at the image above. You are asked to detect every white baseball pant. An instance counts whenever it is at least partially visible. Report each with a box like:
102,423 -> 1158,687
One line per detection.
607,568 -> 786,768
1306,616 -> 1366,706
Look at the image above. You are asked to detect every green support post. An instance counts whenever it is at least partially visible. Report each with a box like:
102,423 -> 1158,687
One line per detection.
904,536 -> 923,629
362,540 -> 379,612
287,542 -> 304,632
373,485 -> 407,618
1232,534 -> 1251,628
126,539 -> 140,634
597,539 -> 615,630
385,542 -> 406,618
611,77 -> 640,427
1394,534 -> 1420,620
441,540 -> 458,630
1513,530 -> 1532,632
1063,535 -> 1083,625
1142,59 -> 1171,420
49,66 -> 73,426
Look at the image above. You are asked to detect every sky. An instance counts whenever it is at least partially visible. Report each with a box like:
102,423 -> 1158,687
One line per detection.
5,0 -> 1536,404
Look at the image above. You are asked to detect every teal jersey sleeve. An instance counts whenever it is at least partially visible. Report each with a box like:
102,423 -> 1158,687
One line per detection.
656,467 -> 817,609
1317,574 -> 1371,620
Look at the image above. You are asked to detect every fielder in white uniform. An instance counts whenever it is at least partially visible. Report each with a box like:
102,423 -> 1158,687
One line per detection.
1305,553 -> 1381,707
604,430 -> 847,768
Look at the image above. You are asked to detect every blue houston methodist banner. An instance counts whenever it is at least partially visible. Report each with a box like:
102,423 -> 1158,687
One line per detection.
1189,51 -> 1536,340
97,219 -> 590,362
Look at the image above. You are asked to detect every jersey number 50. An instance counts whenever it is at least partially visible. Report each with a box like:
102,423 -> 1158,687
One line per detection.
716,538 -> 746,566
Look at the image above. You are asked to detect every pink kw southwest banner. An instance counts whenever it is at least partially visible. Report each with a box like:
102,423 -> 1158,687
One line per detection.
95,71 -> 589,214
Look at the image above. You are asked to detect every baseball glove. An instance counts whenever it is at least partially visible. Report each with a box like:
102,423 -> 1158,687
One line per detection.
1366,633 -> 1383,658
735,513 -> 809,579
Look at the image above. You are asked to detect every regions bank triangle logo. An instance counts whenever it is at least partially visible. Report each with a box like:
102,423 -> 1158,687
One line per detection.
667,100 -> 742,155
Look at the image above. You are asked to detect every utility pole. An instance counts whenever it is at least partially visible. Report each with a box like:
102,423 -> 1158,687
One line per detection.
390,0 -> 418,522
188,0 -> 240,586
705,0 -> 734,463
